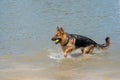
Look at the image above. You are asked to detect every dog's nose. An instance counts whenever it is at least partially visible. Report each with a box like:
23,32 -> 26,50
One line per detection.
51,37 -> 56,41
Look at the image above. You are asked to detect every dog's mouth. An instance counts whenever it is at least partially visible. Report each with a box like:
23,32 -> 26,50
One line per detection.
51,38 -> 61,44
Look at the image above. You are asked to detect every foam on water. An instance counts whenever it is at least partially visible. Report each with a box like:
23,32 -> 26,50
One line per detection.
48,49 -> 105,61
48,52 -> 72,60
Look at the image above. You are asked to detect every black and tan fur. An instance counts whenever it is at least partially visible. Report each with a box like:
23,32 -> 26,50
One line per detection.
51,27 -> 111,57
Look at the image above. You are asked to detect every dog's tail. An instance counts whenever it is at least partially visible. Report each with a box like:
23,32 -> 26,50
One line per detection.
96,37 -> 111,50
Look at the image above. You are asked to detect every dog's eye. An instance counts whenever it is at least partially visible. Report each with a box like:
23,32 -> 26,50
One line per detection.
56,34 -> 60,36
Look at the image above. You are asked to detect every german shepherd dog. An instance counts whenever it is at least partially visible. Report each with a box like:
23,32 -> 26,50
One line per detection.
51,27 -> 111,57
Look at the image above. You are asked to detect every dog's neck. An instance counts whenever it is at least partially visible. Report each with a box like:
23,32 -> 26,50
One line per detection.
62,38 -> 69,46
60,33 -> 69,46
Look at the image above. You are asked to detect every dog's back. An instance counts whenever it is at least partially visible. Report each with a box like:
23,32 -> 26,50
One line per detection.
70,34 -> 111,50
70,34 -> 97,48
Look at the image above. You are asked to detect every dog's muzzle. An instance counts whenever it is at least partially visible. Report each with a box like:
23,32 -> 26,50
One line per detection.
51,38 -> 61,44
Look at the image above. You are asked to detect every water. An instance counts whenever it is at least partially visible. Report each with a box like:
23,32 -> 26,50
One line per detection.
0,0 -> 120,80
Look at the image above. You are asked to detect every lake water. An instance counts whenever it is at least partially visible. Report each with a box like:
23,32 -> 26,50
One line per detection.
0,0 -> 120,80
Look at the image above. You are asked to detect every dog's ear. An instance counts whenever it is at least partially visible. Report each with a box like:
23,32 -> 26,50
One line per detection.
57,26 -> 60,31
60,27 -> 64,34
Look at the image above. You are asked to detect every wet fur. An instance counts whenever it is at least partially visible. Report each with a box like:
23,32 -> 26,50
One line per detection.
52,27 -> 111,57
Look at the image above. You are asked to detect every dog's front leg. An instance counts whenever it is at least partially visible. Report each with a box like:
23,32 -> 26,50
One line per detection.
64,47 -> 73,57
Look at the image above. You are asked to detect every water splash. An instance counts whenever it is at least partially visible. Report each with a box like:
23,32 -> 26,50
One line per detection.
48,52 -> 72,60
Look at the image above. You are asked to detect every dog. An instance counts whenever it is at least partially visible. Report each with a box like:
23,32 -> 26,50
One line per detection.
51,27 -> 111,57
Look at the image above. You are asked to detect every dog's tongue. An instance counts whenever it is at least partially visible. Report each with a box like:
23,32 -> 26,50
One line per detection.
54,39 -> 59,43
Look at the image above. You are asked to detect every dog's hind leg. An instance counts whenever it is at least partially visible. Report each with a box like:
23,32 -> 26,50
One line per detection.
81,47 -> 87,54
86,44 -> 95,54
81,45 -> 94,54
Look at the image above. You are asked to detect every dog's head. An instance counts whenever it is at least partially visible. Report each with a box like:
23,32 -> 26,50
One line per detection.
51,27 -> 66,44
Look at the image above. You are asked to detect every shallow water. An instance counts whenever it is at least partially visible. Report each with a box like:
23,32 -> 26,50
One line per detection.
0,0 -> 120,80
